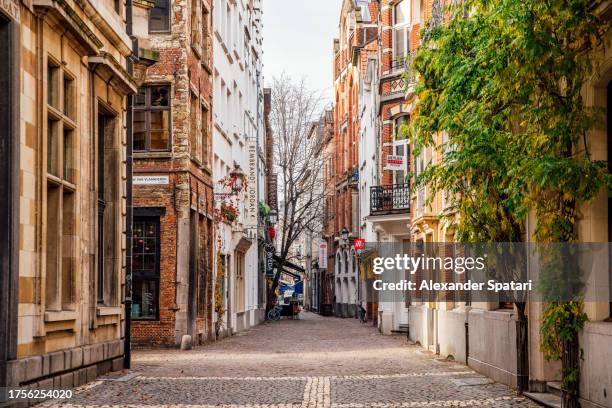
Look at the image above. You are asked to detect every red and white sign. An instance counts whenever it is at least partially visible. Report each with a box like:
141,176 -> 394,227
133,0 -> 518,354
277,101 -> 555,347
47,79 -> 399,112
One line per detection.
385,155 -> 404,171
354,238 -> 366,252
318,242 -> 328,269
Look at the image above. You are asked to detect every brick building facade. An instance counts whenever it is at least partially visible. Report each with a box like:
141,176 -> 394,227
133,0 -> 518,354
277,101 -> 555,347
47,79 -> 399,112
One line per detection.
330,0 -> 379,318
130,0 -> 215,347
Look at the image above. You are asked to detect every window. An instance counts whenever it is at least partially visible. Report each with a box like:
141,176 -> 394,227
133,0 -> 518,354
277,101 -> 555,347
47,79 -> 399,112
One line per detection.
235,251 -> 245,313
47,60 -> 59,108
134,86 -> 171,151
202,7 -> 210,61
149,0 -> 170,32
45,57 -> 77,312
393,0 -> 410,67
393,115 -> 410,185
132,217 -> 160,319
190,0 -> 200,48
97,109 -> 118,305
201,105 -> 209,166
190,93 -> 199,160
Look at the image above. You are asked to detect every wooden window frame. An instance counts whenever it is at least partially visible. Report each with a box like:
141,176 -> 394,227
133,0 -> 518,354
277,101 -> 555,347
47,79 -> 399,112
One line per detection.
134,85 -> 172,152
149,0 -> 171,33
132,216 -> 161,321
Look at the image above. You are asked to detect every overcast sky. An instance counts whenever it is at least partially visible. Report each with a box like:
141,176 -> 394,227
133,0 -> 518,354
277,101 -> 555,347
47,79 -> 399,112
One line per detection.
262,0 -> 343,103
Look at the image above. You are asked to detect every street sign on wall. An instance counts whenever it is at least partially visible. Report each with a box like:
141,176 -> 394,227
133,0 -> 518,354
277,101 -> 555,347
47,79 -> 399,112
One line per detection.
133,175 -> 170,185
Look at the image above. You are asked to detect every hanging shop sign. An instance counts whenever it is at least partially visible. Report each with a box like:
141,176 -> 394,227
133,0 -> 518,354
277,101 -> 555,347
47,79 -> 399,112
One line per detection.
318,242 -> 328,269
246,140 -> 258,227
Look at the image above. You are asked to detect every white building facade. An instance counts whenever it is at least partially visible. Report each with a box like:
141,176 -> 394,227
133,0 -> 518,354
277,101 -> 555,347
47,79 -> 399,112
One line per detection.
213,0 -> 265,334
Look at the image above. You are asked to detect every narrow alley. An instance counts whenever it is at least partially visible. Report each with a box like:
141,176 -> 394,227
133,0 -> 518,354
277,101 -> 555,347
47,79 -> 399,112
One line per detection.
37,313 -> 538,407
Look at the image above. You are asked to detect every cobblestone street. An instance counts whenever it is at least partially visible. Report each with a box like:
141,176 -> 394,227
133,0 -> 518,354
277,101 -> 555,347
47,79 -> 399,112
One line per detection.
38,312 -> 539,408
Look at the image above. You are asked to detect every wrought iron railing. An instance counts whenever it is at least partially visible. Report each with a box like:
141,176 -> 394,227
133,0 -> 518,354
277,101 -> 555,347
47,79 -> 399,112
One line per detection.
370,184 -> 410,215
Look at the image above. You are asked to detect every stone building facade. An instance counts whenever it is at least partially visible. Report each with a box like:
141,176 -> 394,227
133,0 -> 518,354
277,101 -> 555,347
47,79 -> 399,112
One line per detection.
0,0 -> 136,395
129,0 -> 215,347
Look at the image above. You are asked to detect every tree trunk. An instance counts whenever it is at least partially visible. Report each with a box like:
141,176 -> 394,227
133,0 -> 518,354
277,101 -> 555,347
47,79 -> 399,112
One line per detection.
562,336 -> 580,408
515,302 -> 529,393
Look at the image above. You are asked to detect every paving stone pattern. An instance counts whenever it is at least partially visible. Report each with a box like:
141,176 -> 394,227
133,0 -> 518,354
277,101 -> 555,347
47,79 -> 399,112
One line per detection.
35,312 -> 540,408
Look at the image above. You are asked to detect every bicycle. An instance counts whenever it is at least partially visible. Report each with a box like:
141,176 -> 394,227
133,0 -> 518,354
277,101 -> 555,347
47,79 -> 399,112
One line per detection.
267,304 -> 282,321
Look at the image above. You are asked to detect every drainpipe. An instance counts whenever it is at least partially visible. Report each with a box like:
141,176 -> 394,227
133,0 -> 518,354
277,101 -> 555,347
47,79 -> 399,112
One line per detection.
124,0 -> 135,369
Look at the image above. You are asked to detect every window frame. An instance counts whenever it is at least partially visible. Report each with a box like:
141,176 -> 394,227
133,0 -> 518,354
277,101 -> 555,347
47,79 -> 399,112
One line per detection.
134,85 -> 172,152
149,0 -> 171,33
45,54 -> 78,312
392,0 -> 411,65
132,215 -> 161,321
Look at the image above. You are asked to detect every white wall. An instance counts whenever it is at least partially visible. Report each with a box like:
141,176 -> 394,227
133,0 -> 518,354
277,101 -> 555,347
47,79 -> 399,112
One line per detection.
213,0 -> 264,332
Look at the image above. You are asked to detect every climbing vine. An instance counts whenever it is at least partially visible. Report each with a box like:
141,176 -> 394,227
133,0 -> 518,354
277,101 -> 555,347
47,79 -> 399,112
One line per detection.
409,0 -> 611,403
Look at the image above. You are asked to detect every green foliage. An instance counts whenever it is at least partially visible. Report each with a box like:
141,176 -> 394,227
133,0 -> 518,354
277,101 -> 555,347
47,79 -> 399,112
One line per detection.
540,300 -> 588,391
408,0 -> 610,398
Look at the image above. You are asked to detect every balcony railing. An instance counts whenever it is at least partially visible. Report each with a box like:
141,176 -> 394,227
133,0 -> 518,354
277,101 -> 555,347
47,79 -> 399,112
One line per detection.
370,184 -> 410,215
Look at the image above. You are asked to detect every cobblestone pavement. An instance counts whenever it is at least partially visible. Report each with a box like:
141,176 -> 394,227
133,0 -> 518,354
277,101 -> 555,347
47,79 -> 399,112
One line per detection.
37,312 -> 540,407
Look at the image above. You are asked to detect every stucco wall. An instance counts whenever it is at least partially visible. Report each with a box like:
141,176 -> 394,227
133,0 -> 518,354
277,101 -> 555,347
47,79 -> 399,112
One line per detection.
579,322 -> 612,408
437,308 -> 467,363
467,309 -> 518,388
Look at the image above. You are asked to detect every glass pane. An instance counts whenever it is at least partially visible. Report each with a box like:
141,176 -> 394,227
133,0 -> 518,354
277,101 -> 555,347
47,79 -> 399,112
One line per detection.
394,0 -> 409,25
150,0 -> 170,32
48,63 -> 58,107
62,191 -> 75,310
150,110 -> 169,130
394,27 -> 406,59
135,88 -> 146,106
133,254 -> 143,271
63,76 -> 74,118
150,131 -> 169,150
142,254 -> 156,271
151,86 -> 170,107
63,129 -> 72,181
47,120 -> 58,176
45,184 -> 61,311
132,278 -> 158,319
134,111 -> 147,151
133,236 -> 144,254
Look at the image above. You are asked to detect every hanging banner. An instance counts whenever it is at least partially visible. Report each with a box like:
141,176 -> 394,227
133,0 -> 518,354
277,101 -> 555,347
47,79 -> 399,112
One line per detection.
318,242 -> 328,269
246,140 -> 258,227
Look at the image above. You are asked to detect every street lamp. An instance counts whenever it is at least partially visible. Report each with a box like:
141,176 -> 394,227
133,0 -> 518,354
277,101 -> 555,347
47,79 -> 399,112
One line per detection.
269,209 -> 278,225
341,227 -> 349,245
229,166 -> 245,193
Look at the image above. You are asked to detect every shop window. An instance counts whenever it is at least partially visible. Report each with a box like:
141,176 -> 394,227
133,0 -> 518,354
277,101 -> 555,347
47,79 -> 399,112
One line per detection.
132,217 -> 160,320
45,56 -> 77,312
134,85 -> 171,151
149,0 -> 170,32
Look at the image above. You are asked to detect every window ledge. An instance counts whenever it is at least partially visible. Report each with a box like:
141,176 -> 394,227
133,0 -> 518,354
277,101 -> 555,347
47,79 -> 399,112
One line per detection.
97,306 -> 122,316
134,151 -> 172,159
44,310 -> 77,322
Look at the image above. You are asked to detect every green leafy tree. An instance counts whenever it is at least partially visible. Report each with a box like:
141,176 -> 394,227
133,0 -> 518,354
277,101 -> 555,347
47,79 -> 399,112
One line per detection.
408,0 -> 610,404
